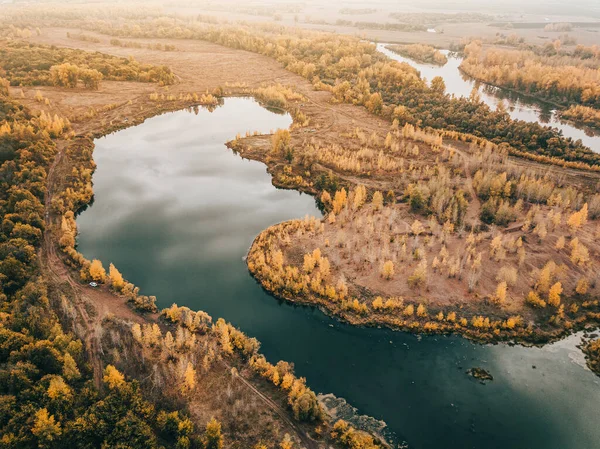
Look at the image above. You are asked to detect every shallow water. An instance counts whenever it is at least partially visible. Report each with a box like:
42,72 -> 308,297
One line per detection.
377,43 -> 600,153
77,97 -> 600,449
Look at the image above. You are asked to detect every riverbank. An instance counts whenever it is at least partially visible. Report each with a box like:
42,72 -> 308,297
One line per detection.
246,218 -> 600,348
8,16 -> 600,448
377,43 -> 600,154
5,33 -> 397,448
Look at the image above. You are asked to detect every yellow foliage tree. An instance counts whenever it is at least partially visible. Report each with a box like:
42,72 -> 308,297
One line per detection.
548,282 -> 563,307
332,188 -> 347,214
570,238 -> 590,265
62,353 -> 80,381
526,290 -> 546,308
567,203 -> 588,231
89,259 -> 106,283
183,362 -> 197,393
353,185 -> 366,210
31,408 -> 62,443
47,376 -> 72,401
576,277 -> 589,295
303,253 -> 316,273
372,191 -> 384,210
272,129 -> 291,154
411,220 -> 424,236
204,417 -> 224,449
536,261 -> 556,293
280,434 -> 294,449
103,365 -> 125,389
109,263 -> 124,291
493,281 -> 507,305
372,296 -> 384,310
381,260 -> 394,280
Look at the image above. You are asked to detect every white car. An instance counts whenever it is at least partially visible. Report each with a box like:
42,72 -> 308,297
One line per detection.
89,282 -> 98,288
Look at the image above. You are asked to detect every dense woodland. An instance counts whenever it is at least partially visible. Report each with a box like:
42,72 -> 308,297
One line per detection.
559,105 -> 600,129
460,41 -> 600,110
0,41 -> 175,88
0,83 -> 212,448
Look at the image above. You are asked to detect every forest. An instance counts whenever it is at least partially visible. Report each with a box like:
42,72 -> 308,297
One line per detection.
57,16 -> 600,168
0,41 -> 175,87
460,40 -> 600,120
1,3 -> 600,449
0,84 -> 207,448
0,28 -> 388,448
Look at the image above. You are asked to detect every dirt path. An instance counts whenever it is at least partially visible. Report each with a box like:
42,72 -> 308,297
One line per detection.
41,135 -> 321,446
227,363 -> 319,449
449,143 -> 482,227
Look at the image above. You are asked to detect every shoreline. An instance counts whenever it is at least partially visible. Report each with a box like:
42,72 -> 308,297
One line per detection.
245,221 -> 600,351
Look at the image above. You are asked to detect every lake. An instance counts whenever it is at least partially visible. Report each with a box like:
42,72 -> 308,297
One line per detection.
77,97 -> 600,449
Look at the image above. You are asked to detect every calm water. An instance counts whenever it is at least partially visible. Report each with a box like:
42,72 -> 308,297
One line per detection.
377,44 -> 600,153
77,97 -> 600,449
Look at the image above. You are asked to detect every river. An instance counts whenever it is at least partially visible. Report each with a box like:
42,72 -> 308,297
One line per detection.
377,43 -> 600,153
77,97 -> 600,449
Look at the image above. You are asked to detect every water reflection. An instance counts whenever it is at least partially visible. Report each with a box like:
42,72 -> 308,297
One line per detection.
76,97 -> 600,449
377,44 -> 600,149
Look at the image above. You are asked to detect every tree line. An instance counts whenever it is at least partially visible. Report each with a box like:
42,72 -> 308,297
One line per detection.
0,41 -> 175,88
70,17 -> 600,167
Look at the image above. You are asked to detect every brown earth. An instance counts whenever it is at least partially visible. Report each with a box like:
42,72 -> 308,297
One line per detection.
9,22 -> 600,446
18,28 -> 389,448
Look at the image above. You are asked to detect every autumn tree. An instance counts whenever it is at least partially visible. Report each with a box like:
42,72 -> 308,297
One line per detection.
567,203 -> 588,231
493,281 -> 507,305
89,259 -> 106,282
31,408 -> 62,444
548,282 -> 563,307
204,417 -> 224,449
431,76 -> 446,94
353,185 -> 366,210
381,260 -> 394,280
332,188 -> 347,214
182,362 -> 196,393
280,434 -> 294,449
47,376 -> 72,401
372,191 -> 383,210
50,63 -> 79,88
576,277 -> 589,295
272,129 -> 292,161
62,353 -> 80,380
408,260 -> 427,289
103,364 -> 125,389
526,290 -> 546,308
109,263 -> 125,291
79,68 -> 103,90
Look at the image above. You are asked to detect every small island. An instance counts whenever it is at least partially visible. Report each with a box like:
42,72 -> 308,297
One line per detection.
386,43 -> 448,65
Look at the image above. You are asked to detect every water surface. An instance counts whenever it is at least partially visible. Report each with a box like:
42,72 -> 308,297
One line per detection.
377,43 -> 600,153
77,97 -> 600,449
